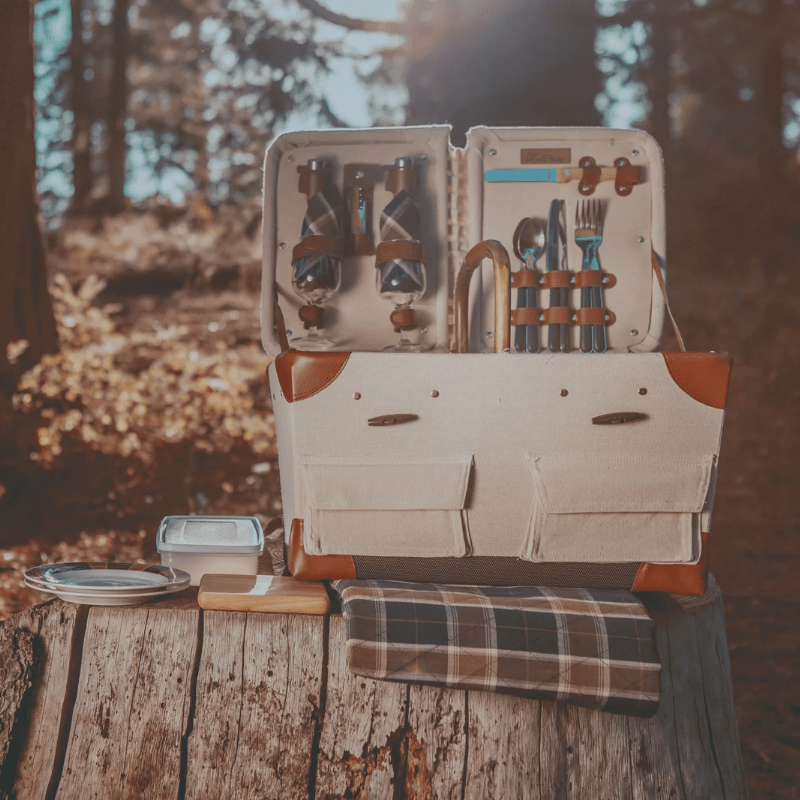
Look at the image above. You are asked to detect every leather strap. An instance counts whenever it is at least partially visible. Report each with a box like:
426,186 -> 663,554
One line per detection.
574,271 -> 616,289
510,270 -> 540,288
375,239 -> 425,265
291,234 -> 344,264
511,307 -> 542,326
541,306 -> 572,325
390,307 -> 417,331
578,156 -> 601,195
573,307 -> 615,326
614,157 -> 640,196
298,304 -> 324,329
651,251 -> 686,351
541,271 -> 572,289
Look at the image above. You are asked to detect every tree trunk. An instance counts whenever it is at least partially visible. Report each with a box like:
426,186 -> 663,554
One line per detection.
106,0 -> 129,214
648,0 -> 672,156
0,0 -> 58,397
69,0 -> 93,212
0,578 -> 749,799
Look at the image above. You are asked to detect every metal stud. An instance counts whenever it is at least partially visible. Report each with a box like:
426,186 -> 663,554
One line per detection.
560,389 -> 568,397
639,388 -> 648,395
279,242 -> 286,249
431,390 -> 440,398
353,392 -> 361,400
288,154 -> 295,162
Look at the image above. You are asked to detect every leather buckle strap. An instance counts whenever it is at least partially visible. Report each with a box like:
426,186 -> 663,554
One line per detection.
291,234 -> 344,264
375,239 -> 425,265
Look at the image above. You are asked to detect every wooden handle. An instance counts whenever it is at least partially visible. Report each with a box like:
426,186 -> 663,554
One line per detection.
453,240 -> 511,353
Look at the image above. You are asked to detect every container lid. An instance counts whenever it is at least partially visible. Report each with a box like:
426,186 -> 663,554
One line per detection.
156,516 -> 264,554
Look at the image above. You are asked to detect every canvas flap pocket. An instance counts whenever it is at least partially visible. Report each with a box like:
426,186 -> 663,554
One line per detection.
521,454 -> 715,564
299,454 -> 473,557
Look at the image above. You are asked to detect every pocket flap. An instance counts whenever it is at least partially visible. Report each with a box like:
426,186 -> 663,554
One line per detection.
524,454 -> 714,515
300,454 -> 473,511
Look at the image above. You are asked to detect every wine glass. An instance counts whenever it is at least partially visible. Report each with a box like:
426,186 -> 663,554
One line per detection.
376,256 -> 427,352
290,252 -> 342,350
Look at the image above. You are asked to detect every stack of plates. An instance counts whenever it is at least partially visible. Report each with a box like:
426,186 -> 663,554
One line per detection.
24,562 -> 191,607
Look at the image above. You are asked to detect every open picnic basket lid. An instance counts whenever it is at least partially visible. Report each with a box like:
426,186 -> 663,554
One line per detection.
260,125 -> 666,357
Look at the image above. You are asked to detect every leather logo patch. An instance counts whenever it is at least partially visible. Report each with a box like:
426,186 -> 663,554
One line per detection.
521,148 -> 571,165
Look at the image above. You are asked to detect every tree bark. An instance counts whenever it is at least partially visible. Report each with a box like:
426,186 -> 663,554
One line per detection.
106,0 -> 130,214
649,0 -> 672,156
69,0 -> 93,212
0,0 -> 58,397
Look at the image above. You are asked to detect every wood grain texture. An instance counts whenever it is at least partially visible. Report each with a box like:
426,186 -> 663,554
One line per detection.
2,600 -> 84,800
198,574 -> 330,614
54,603 -> 198,800
0,625 -> 36,782
314,614 -> 408,800
185,612 -> 324,799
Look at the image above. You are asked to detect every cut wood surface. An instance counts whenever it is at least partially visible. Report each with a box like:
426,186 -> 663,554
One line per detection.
0,577 -> 749,800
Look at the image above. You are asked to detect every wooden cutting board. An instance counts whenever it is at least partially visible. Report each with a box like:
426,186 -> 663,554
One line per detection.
198,574 -> 331,614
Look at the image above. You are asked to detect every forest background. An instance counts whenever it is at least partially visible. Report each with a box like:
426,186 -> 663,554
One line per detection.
1,1 -> 799,797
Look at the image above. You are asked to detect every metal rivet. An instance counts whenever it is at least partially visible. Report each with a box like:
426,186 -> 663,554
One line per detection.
487,332 -> 493,338
431,390 -> 439,398
288,155 -> 295,162
285,330 -> 293,337
421,327 -> 428,334
637,236 -> 645,243
279,242 -> 286,249
633,149 -> 639,155
639,388 -> 648,395
355,170 -> 365,179
602,276 -> 609,284
353,392 -> 361,400
560,389 -> 568,397
419,153 -> 428,160
489,148 -> 497,155
630,329 -> 638,336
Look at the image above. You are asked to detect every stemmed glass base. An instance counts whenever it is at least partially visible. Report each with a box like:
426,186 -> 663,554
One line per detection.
291,327 -> 337,350
383,333 -> 427,353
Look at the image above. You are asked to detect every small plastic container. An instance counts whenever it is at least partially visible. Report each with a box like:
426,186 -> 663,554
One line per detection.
156,516 -> 264,586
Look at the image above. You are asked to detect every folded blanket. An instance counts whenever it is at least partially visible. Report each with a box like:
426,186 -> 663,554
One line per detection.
333,580 -> 661,717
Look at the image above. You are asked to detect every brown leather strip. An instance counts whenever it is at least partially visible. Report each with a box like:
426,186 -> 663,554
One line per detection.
287,518 -> 357,581
298,304 -> 324,328
511,307 -> 542,326
375,239 -> 425,264
542,306 -> 572,325
651,250 -> 686,351
661,352 -> 732,409
573,307 -> 615,326
273,350 -> 351,403
632,533 -> 708,595
510,270 -> 540,288
578,156 -> 600,195
574,271 -> 616,289
291,235 -> 344,264
614,158 -> 641,196
541,271 -> 572,289
385,166 -> 416,196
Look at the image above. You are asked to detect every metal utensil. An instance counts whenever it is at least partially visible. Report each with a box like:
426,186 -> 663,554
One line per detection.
574,199 -> 606,353
512,217 -> 545,353
545,199 -> 567,352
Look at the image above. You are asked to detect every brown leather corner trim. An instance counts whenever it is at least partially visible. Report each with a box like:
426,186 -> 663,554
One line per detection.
287,519 -> 357,581
632,533 -> 709,595
375,239 -> 425,265
291,235 -> 344,264
541,271 -> 572,289
662,352 -> 732,410
274,351 -> 350,403
510,270 -> 540,288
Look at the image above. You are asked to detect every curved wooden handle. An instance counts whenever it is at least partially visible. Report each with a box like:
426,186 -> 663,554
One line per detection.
453,240 -> 511,353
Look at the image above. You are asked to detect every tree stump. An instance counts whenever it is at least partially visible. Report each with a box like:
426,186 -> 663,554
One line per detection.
0,576 -> 748,799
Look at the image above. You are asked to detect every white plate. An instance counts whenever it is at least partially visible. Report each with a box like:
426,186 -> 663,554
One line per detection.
24,562 -> 190,606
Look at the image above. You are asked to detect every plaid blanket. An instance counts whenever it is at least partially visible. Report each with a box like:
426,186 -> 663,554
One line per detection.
333,580 -> 661,717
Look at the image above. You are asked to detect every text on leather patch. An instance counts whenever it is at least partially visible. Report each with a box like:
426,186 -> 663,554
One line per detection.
521,148 -> 571,165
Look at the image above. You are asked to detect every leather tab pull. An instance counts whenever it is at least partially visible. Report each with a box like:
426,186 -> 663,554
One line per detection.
573,307 -> 615,326
541,271 -> 572,289
511,270 -> 540,288
375,239 -> 425,265
298,304 -> 324,329
614,157 -> 641,196
578,156 -> 601,195
390,307 -> 417,332
542,306 -> 572,325
574,271 -> 616,288
292,235 -> 344,264
592,411 -> 644,425
511,307 -> 542,326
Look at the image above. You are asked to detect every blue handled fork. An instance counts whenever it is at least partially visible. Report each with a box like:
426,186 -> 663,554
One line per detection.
574,199 -> 606,353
